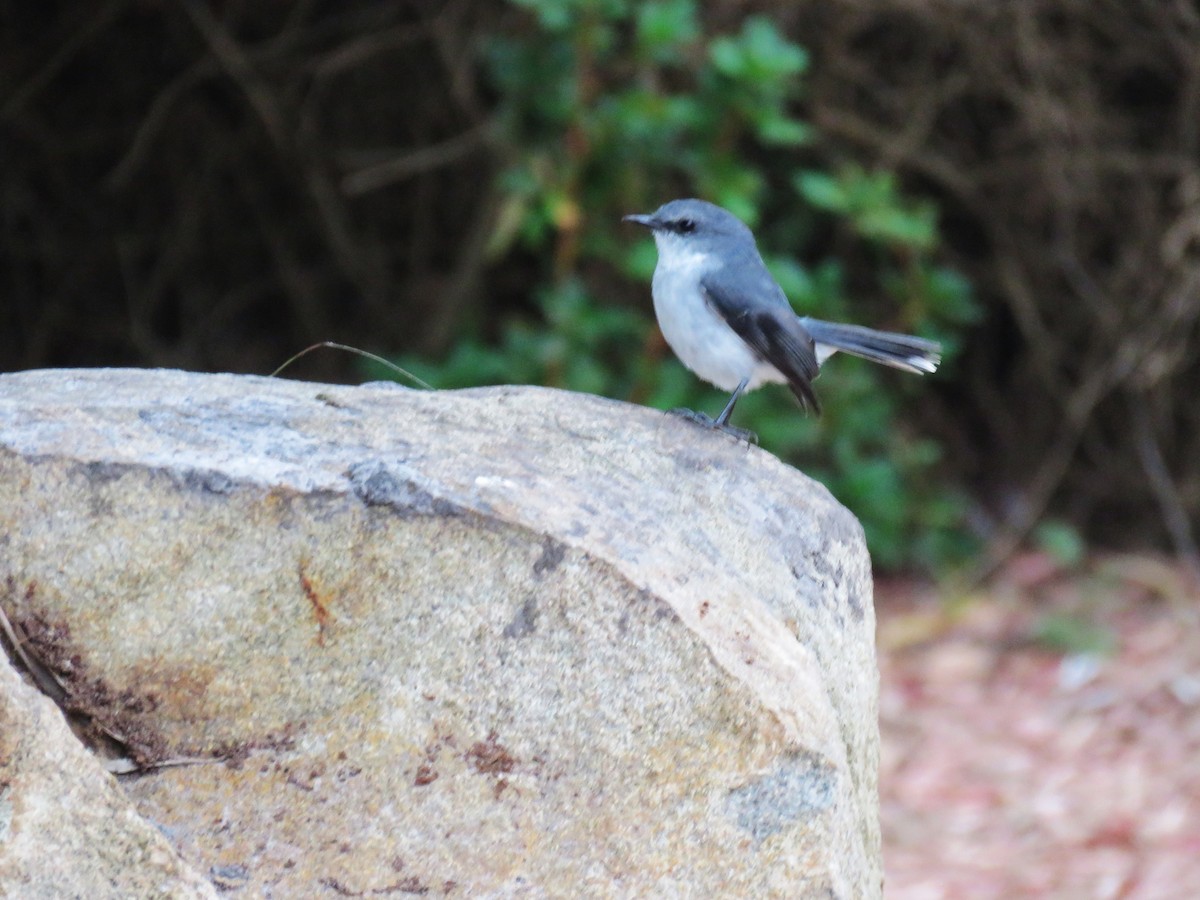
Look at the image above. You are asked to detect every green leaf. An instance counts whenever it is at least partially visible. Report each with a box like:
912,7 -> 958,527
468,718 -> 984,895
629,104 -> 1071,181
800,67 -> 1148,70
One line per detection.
710,17 -> 807,85
795,171 -> 847,211
741,17 -> 808,78
709,35 -> 746,78
859,205 -> 936,250
635,0 -> 699,60
1034,520 -> 1087,568
756,115 -> 813,147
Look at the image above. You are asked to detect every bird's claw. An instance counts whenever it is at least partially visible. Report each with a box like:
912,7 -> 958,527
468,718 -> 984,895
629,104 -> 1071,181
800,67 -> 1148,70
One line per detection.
667,408 -> 758,445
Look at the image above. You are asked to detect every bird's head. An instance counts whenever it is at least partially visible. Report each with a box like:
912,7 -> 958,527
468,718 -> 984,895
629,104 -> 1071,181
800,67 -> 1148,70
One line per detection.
623,199 -> 754,254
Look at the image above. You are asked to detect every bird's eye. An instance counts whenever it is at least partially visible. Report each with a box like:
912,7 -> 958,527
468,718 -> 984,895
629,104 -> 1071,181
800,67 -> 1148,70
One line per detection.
676,218 -> 696,234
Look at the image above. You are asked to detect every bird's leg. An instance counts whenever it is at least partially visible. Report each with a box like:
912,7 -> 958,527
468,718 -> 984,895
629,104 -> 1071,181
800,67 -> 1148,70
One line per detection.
667,377 -> 757,443
715,377 -> 749,426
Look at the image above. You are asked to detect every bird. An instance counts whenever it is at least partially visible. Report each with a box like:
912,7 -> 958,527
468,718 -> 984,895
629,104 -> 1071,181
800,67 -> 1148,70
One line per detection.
624,198 -> 941,435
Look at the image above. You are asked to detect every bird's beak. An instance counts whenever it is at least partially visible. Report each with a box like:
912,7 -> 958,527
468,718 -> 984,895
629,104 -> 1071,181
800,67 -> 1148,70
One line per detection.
622,213 -> 656,229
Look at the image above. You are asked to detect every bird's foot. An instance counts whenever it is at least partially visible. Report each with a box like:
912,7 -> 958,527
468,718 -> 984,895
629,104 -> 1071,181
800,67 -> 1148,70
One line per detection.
667,408 -> 758,445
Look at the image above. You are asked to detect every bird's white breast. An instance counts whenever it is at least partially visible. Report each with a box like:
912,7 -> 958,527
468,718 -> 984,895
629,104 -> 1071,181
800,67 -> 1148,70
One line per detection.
649,233 -> 786,392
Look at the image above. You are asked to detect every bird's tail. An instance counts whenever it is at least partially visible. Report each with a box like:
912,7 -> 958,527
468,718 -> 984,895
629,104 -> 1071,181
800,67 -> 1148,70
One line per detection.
800,317 -> 942,375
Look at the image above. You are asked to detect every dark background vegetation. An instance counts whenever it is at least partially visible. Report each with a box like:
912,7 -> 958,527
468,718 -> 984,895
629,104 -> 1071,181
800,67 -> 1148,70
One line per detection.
3,0 -> 1198,576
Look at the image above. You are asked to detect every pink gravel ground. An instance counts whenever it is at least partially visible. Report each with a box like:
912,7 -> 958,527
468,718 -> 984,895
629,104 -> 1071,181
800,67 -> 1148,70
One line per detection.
877,554 -> 1200,899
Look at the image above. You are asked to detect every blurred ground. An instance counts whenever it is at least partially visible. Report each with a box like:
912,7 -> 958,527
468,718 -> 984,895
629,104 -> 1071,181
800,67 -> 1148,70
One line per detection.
877,554 -> 1200,899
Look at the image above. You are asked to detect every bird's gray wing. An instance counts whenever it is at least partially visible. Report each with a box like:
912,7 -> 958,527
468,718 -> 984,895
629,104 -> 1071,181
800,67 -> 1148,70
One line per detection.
699,266 -> 822,413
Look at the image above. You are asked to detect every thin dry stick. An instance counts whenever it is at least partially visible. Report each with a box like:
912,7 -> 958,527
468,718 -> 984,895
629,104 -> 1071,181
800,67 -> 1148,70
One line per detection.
0,602 -> 71,705
1130,397 -> 1200,584
341,124 -> 491,196
2,0 -> 128,118
0,603 -> 42,685
270,341 -> 432,389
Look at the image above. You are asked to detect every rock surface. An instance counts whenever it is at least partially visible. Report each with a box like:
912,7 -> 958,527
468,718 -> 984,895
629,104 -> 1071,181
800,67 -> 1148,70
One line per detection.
0,653 -> 217,898
0,368 -> 880,897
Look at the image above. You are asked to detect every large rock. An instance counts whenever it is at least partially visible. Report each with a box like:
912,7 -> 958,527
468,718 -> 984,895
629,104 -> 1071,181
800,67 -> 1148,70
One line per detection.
0,368 -> 880,897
